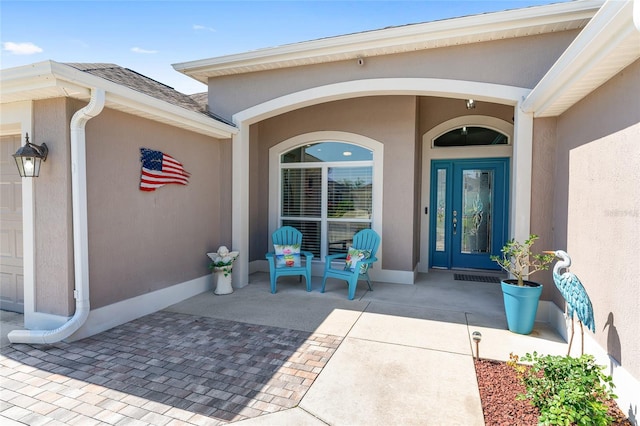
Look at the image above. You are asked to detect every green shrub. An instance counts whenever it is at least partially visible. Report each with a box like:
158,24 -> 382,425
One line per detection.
509,352 -> 617,426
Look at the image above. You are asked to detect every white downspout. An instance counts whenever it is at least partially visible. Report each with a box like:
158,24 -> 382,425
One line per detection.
9,88 -> 106,344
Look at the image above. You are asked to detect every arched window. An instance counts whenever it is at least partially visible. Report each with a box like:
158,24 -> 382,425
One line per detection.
434,127 -> 508,147
279,141 -> 373,260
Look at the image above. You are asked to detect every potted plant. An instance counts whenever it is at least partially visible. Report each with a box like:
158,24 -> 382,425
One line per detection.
207,246 -> 239,295
491,234 -> 555,335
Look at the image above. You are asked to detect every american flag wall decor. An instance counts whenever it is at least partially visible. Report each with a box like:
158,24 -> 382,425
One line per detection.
139,148 -> 191,191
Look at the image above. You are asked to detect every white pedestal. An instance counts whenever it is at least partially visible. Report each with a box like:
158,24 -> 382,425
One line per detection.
213,268 -> 233,295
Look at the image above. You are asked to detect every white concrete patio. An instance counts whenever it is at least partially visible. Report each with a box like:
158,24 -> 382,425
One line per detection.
1,270 -> 569,425
166,270 -> 568,425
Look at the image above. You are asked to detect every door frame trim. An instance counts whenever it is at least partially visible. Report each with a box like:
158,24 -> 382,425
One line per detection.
1,102 -> 34,318
419,114 -> 528,272
428,158 -> 510,270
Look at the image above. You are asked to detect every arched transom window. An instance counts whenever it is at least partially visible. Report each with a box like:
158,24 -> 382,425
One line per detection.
279,141 -> 373,260
434,127 -> 508,147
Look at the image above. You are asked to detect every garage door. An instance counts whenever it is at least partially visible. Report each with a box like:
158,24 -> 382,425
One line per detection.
0,134 -> 24,313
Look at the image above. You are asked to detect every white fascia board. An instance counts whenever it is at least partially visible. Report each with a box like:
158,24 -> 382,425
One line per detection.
48,62 -> 237,138
0,61 -> 88,100
0,60 -> 57,83
1,61 -> 236,139
0,79 -> 90,102
522,0 -> 639,116
173,0 -> 603,80
105,91 -> 236,138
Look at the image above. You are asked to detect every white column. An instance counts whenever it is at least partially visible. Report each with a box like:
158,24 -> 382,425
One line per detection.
232,123 -> 250,287
511,103 -> 533,242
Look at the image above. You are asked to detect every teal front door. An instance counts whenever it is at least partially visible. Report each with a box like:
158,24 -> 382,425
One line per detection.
429,158 -> 509,270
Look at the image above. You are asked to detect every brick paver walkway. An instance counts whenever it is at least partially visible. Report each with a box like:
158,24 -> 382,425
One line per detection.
0,311 -> 343,425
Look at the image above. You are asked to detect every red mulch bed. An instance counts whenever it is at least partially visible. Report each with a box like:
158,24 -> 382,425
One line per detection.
474,359 -> 632,426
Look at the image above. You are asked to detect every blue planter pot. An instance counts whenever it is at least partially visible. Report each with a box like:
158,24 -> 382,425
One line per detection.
501,279 -> 543,335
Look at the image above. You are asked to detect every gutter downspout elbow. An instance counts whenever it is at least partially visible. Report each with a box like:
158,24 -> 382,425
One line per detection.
9,88 -> 106,344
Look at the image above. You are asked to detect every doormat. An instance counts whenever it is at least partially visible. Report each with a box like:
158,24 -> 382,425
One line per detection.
454,273 -> 501,283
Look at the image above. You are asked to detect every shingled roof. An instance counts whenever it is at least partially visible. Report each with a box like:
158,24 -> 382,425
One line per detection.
64,63 -> 234,126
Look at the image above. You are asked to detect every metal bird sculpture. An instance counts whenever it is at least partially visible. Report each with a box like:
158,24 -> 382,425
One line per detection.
544,250 -> 595,356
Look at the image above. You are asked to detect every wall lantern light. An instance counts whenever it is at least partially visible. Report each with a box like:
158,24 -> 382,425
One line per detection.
13,133 -> 48,177
466,99 -> 476,109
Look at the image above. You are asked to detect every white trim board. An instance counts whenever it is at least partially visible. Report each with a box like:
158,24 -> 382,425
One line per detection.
68,275 -> 212,342
0,101 -> 35,323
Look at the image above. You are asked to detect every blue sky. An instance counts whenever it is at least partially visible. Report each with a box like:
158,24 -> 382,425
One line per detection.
1,0 -> 571,94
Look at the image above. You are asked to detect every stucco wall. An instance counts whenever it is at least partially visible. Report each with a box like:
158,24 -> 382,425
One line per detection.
529,117 -> 559,303
85,107 -> 231,309
418,97 -> 514,133
33,98 -> 75,316
251,96 -> 417,271
208,31 -> 579,121
555,59 -> 640,381
413,101 -> 422,268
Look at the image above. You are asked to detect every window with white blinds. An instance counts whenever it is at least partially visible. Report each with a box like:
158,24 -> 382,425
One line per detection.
280,142 -> 373,260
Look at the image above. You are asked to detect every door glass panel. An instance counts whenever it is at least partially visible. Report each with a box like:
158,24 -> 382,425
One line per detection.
435,169 -> 447,252
461,169 -> 492,254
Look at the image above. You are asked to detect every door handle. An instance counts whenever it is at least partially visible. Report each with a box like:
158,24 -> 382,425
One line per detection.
452,210 -> 458,235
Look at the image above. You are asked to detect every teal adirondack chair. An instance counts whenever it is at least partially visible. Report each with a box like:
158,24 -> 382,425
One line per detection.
265,226 -> 314,293
321,229 -> 380,300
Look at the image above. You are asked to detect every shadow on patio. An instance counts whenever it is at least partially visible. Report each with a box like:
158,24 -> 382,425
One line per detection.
0,270 -> 568,425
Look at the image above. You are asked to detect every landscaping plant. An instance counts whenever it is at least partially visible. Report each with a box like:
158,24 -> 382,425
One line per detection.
491,234 -> 555,286
508,352 -> 617,426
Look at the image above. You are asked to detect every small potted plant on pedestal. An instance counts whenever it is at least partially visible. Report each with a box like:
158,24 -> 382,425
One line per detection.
491,234 -> 554,335
207,246 -> 239,295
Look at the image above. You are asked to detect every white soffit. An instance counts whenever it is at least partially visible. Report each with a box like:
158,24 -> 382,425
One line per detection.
173,0 -> 604,80
0,61 -> 236,139
522,0 -> 640,117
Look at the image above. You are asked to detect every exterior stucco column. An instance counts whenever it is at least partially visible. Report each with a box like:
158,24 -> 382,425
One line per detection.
512,103 -> 533,242
232,123 -> 250,287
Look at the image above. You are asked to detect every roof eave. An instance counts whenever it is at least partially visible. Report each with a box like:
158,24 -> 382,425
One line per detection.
522,0 -> 640,117
0,61 -> 237,139
173,0 -> 604,81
